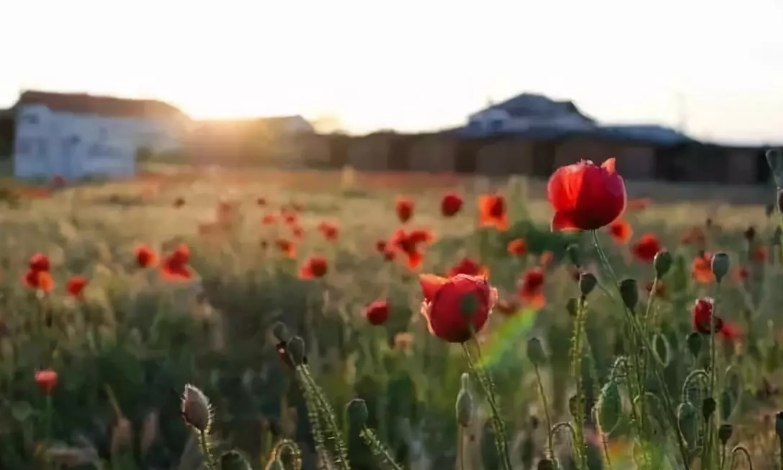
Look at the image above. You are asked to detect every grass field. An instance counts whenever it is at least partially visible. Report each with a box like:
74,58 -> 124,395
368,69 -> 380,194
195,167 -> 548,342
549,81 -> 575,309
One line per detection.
0,164 -> 782,470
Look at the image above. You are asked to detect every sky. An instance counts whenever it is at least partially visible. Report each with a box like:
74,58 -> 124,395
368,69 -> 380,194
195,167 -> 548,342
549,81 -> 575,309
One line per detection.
2,0 -> 782,144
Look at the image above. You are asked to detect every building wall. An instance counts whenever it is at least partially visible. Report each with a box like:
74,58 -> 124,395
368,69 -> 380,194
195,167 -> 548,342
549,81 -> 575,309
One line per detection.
346,134 -> 392,171
408,134 -> 456,172
725,150 -> 757,185
475,139 -> 535,176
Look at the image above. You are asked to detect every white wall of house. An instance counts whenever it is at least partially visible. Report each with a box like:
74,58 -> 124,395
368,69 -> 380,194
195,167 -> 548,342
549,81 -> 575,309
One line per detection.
467,108 -> 595,133
12,104 -> 184,180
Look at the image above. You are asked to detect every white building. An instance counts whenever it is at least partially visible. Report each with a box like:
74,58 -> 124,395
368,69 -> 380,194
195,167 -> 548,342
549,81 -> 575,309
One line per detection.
465,93 -> 596,135
11,91 -> 188,180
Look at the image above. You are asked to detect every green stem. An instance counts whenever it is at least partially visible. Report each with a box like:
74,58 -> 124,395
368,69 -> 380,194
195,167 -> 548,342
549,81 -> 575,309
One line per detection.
533,364 -> 554,458
45,394 -> 53,440
570,297 -> 589,470
198,430 -> 217,470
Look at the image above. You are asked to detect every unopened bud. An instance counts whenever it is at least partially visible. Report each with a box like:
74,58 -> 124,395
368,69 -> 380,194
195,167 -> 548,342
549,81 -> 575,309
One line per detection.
618,279 -> 639,311
711,253 -> 730,283
456,388 -> 473,427
222,450 -> 253,470
686,332 -> 702,358
346,398 -> 369,428
181,384 -> 212,432
578,273 -> 597,297
526,337 -> 547,366
537,459 -> 556,470
702,397 -> 717,420
566,244 -> 580,266
271,322 -> 291,343
287,336 -> 306,366
775,411 -> 783,440
718,424 -> 733,445
653,251 -> 673,278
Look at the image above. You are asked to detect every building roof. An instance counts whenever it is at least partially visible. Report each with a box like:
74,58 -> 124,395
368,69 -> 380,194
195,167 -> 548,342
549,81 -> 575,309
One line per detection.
593,124 -> 695,146
13,90 -> 187,120
482,93 -> 595,122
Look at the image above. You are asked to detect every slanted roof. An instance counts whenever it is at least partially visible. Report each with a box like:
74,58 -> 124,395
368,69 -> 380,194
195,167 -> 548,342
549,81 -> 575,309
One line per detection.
13,90 -> 187,120
484,93 -> 595,122
594,124 -> 695,146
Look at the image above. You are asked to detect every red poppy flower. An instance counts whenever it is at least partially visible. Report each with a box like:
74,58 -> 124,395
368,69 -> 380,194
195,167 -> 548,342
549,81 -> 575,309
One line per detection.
65,276 -> 88,298
395,197 -> 414,223
363,299 -> 390,325
161,244 -> 193,281
135,245 -> 157,268
23,270 -> 54,292
35,369 -> 58,395
631,234 -> 662,263
478,195 -> 509,231
262,214 -> 277,225
507,238 -> 528,256
408,228 -> 435,245
276,239 -> 296,258
517,267 -> 545,308
691,298 -> 740,340
547,158 -> 626,231
387,228 -> 431,270
608,219 -> 633,244
173,197 -> 185,208
317,222 -> 339,242
495,297 -> 520,316
283,211 -> 298,226
29,253 -> 50,272
735,266 -> 749,282
752,245 -> 768,262
440,193 -> 463,217
299,255 -> 328,279
691,252 -> 714,284
447,257 -> 488,278
418,273 -> 498,343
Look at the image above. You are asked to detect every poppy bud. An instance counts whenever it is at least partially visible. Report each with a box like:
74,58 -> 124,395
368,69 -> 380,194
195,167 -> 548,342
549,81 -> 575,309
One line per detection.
618,278 -> 638,311
271,322 -> 291,343
287,336 -> 306,366
346,398 -> 369,428
181,384 -> 212,432
677,402 -> 699,448
711,253 -> 730,283
720,391 -> 733,421
597,380 -> 622,434
686,332 -> 702,358
702,397 -> 716,420
455,388 -> 473,427
566,244 -> 580,266
653,250 -> 672,278
526,337 -> 547,366
566,298 -> 578,317
578,273 -> 597,297
775,411 -> 783,440
718,423 -> 733,445
222,450 -> 253,470
537,459 -> 556,470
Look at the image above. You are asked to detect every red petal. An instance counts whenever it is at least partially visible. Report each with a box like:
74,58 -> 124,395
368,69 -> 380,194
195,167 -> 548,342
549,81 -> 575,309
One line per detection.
419,274 -> 448,302
551,210 -> 582,232
601,158 -> 616,173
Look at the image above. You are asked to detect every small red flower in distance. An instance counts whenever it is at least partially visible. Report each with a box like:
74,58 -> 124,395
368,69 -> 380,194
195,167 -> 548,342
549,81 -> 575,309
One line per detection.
317,222 -> 339,241
608,219 -> 633,244
35,369 -> 58,395
291,225 -> 304,239
161,244 -> 192,281
735,266 -> 749,282
691,297 -> 740,340
387,228 -> 431,270
518,267 -> 546,308
262,214 -> 277,225
29,253 -> 50,272
276,239 -> 296,258
507,238 -> 528,256
478,195 -> 509,231
440,193 -> 463,217
66,276 -> 89,298
691,252 -> 714,284
23,270 -> 54,292
752,245 -> 768,262
631,234 -> 662,263
418,273 -> 498,343
299,255 -> 328,279
447,257 -> 488,278
547,158 -> 626,231
395,197 -> 414,223
135,245 -> 157,268
363,299 -> 390,325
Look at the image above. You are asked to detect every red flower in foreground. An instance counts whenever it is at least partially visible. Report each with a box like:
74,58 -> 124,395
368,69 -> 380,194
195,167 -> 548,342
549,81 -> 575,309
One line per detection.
478,195 -> 509,231
363,299 -> 390,325
29,253 -> 50,272
547,158 -> 626,231
395,197 -> 414,223
518,267 -> 546,308
35,369 -> 58,395
276,239 -> 296,258
440,193 -> 463,217
317,222 -> 339,242
691,252 -> 714,284
418,274 -> 498,343
691,298 -> 740,340
161,244 -> 193,281
299,255 -> 328,279
135,245 -> 158,268
507,238 -> 528,256
631,234 -> 662,263
608,219 -> 633,244
66,276 -> 89,298
447,257 -> 488,278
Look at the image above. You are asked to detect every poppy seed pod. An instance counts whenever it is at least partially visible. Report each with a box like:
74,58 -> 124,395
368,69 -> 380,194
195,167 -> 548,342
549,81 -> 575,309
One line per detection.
287,336 -> 307,366
618,278 -> 639,311
718,423 -> 733,445
775,411 -> 783,440
711,253 -> 730,283
686,332 -> 702,358
181,384 -> 212,432
537,459 -> 556,470
271,322 -> 291,343
578,272 -> 597,297
566,244 -> 580,266
455,388 -> 473,427
346,398 -> 369,429
702,397 -> 717,420
653,250 -> 673,278
526,337 -> 547,366
221,450 -> 253,470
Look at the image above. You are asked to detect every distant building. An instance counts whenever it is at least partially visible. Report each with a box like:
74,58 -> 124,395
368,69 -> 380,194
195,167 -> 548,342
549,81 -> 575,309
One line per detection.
10,90 -> 188,180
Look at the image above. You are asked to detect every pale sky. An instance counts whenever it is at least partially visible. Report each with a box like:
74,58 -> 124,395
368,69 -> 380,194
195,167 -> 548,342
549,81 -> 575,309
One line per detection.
2,0 -> 782,144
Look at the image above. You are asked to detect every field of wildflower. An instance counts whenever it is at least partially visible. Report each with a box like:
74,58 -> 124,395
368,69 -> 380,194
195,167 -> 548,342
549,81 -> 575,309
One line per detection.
3,154 -> 783,470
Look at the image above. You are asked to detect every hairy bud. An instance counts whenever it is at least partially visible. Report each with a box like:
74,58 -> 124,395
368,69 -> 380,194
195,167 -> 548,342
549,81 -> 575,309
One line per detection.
653,250 -> 673,278
181,384 -> 212,432
578,273 -> 597,297
618,278 -> 639,311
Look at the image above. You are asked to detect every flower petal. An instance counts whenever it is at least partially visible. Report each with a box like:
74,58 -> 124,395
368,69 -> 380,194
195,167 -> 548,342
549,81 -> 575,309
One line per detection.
601,158 -> 616,173
419,274 -> 448,302
551,210 -> 582,232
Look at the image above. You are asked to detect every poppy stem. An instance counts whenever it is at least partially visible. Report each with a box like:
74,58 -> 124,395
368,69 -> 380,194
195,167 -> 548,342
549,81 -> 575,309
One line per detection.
569,297 -> 589,470
703,283 -> 722,470
532,364 -> 554,459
